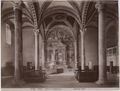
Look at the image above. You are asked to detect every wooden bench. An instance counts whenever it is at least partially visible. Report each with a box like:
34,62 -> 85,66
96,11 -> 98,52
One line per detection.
23,70 -> 46,82
75,66 -> 98,82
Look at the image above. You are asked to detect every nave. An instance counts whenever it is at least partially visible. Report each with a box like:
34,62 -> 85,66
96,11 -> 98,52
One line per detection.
2,69 -> 119,88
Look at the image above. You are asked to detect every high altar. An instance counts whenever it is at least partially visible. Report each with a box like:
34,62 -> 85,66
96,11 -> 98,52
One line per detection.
47,39 -> 67,71
46,27 -> 75,73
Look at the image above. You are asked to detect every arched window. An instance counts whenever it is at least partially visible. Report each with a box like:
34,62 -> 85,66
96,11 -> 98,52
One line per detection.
6,24 -> 11,45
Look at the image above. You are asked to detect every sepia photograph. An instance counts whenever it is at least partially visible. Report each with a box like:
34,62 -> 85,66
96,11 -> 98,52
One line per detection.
1,0 -> 119,90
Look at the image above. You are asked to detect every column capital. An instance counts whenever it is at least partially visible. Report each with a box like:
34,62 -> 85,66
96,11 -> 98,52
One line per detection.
13,1 -> 23,10
80,28 -> 86,34
95,2 -> 104,12
80,30 -> 85,36
34,29 -> 39,34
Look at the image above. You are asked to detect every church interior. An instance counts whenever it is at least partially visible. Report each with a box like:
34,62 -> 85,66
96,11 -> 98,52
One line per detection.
1,0 -> 119,88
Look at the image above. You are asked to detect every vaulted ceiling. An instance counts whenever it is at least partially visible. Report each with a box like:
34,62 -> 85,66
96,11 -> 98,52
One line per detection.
1,0 -> 118,47
1,0 -> 118,28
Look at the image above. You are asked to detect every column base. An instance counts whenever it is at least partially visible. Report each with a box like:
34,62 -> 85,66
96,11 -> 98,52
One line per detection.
96,79 -> 107,85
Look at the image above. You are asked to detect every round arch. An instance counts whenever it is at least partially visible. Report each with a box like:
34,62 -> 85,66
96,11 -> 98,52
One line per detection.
39,6 -> 81,28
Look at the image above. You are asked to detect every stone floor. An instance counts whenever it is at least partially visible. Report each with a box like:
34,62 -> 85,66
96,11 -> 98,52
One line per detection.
1,71 -> 119,88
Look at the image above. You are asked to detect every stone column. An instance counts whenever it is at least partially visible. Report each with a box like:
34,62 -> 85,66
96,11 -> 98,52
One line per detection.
42,40 -> 47,69
74,41 -> 77,69
63,48 -> 67,68
96,2 -> 107,84
110,61 -> 113,74
14,2 -> 23,81
80,31 -> 85,71
34,29 -> 39,70
65,47 -> 67,66
41,41 -> 45,68
69,49 -> 72,67
51,49 -> 55,63
74,39 -> 79,69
